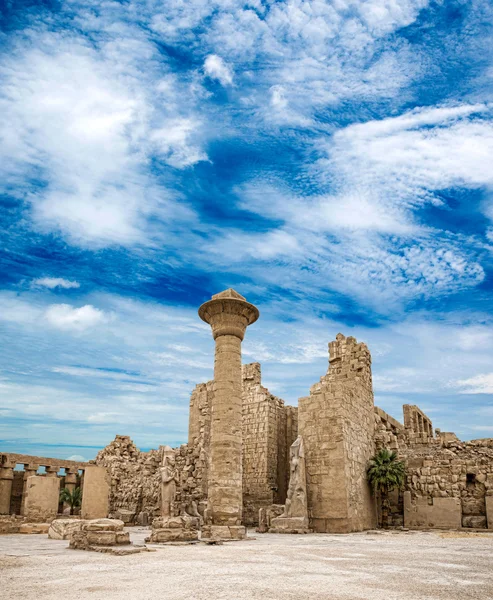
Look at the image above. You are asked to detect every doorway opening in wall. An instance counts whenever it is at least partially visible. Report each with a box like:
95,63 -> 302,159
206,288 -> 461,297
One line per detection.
462,473 -> 486,529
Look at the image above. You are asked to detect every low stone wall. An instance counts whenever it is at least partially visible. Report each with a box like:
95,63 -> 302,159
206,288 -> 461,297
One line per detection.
403,492 -> 461,529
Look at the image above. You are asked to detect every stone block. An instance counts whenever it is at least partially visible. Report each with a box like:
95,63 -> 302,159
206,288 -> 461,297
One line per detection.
81,466 -> 110,520
0,515 -> 23,534
19,522 -> 50,534
48,519 -> 85,540
24,476 -> 60,523
404,492 -> 461,529
269,516 -> 310,533
201,525 -> 246,540
69,518 -> 131,550
83,518 -> 124,532
487,496 -> 493,530
86,530 -> 117,545
114,509 -> 135,524
146,515 -> 199,543
462,515 -> 487,529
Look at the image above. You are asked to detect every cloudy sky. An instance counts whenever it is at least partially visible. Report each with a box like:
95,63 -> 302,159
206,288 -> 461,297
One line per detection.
1,0 -> 492,461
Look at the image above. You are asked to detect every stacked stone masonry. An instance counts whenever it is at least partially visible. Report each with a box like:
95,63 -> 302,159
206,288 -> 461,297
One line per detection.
3,291 -> 493,534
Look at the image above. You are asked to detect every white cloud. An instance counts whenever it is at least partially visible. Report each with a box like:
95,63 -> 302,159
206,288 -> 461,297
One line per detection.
45,304 -> 108,331
67,454 -> 86,462
455,373 -> 493,394
0,28 -> 206,247
204,54 -> 234,86
32,278 -> 80,289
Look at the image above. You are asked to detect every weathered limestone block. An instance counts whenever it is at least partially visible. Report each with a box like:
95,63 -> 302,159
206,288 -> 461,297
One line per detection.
24,476 -> 60,523
0,515 -> 24,534
69,518 -> 130,550
48,519 -> 85,540
270,437 -> 310,534
146,515 -> 199,543
487,496 -> 493,530
462,515 -> 487,529
201,524 -> 246,540
257,505 -> 284,533
404,492 -> 461,529
81,465 -> 110,520
113,509 -> 135,524
19,522 -> 50,534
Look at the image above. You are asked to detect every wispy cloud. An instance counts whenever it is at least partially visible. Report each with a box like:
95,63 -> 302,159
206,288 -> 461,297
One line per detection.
32,278 -> 80,289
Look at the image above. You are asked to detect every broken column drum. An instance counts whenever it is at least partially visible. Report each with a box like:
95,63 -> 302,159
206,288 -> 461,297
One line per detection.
199,289 -> 259,537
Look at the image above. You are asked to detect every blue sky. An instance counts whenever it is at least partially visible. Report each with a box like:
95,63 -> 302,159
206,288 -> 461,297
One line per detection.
1,0 -> 492,461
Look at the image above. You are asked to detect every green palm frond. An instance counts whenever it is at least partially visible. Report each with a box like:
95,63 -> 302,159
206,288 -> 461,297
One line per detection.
59,487 -> 83,508
367,448 -> 406,494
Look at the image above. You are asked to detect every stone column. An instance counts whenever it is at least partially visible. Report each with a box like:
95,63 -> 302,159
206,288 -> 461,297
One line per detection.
199,288 -> 259,539
0,461 -> 15,515
20,464 -> 39,516
45,465 -> 60,477
63,467 -> 78,515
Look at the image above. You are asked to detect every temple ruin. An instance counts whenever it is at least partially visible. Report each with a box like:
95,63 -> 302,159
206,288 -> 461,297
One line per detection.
1,288 -> 493,535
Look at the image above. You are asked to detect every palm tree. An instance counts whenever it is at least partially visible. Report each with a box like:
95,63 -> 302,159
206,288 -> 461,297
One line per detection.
367,448 -> 406,528
59,487 -> 83,515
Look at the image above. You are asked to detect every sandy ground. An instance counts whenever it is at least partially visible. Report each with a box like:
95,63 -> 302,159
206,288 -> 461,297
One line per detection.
1,528 -> 493,600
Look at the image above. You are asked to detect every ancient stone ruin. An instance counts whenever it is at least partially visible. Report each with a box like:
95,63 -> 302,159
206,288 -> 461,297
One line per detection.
1,288 -> 493,538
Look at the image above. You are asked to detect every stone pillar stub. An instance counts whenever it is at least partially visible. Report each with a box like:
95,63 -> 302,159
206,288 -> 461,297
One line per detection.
0,462 -> 15,515
198,288 -> 259,537
81,465 -> 110,520
21,464 -> 39,516
486,496 -> 493,530
24,475 -> 60,522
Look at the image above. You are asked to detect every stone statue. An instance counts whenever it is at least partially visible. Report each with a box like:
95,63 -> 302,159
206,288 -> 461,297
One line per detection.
159,446 -> 176,518
282,436 -> 307,518
269,436 -> 310,533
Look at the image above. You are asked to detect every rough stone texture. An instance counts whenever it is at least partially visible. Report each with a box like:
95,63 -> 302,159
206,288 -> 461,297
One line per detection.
146,515 -> 200,543
201,524 -> 246,540
48,518 -> 85,540
19,522 -> 50,534
270,437 -> 310,533
403,491 -> 461,529
374,406 -> 493,529
81,466 -> 110,520
23,476 -> 60,523
0,515 -> 24,534
299,334 -> 377,533
69,518 -> 130,550
487,496 -> 493,530
198,288 -> 258,530
242,363 -> 297,526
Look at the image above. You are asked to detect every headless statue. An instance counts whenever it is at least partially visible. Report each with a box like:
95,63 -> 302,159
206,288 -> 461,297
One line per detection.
160,446 -> 176,518
282,436 -> 308,519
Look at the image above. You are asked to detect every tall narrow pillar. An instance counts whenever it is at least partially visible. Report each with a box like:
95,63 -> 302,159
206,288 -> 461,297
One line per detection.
20,464 -> 38,516
199,288 -> 259,539
0,461 -> 15,515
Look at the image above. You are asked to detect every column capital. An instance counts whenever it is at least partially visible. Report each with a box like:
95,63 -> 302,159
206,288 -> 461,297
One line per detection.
0,465 -> 14,481
23,464 -> 39,479
199,289 -> 259,340
45,466 -> 60,477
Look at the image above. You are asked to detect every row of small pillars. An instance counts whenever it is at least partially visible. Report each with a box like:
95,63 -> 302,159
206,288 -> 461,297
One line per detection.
0,460 -> 83,516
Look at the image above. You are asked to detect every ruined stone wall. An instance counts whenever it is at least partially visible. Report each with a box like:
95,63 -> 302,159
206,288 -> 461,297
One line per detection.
95,434 -> 209,523
374,405 -> 493,529
299,333 -> 377,533
241,363 -> 297,526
